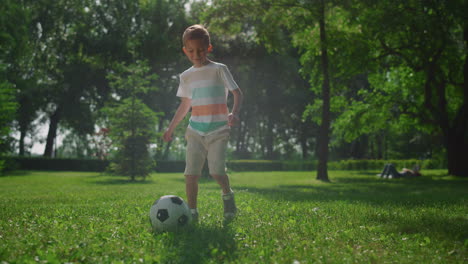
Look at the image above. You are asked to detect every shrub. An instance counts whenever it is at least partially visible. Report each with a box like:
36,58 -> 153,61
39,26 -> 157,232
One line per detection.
5,157 -> 445,173
6,157 -> 109,172
102,61 -> 160,181
0,81 -> 18,174
227,160 -> 283,172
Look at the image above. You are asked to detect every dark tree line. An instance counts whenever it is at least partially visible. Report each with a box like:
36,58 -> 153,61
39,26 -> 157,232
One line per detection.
1,0 -> 467,177
203,0 -> 467,178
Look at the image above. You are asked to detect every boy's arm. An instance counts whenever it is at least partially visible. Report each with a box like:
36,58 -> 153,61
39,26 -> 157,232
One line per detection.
163,97 -> 191,142
228,88 -> 243,127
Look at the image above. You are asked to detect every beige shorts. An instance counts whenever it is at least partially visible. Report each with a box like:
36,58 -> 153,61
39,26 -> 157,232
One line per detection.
184,128 -> 230,176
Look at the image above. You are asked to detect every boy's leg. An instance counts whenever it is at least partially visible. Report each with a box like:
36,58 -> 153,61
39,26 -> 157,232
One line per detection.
184,129 -> 207,221
211,174 -> 232,195
206,130 -> 237,219
185,174 -> 200,209
212,174 -> 237,220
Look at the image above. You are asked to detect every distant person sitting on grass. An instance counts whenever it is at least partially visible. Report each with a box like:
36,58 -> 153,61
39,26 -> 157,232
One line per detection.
378,163 -> 422,179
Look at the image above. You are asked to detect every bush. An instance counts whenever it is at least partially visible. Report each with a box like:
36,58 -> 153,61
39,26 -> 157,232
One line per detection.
0,81 -> 18,174
5,157 -> 445,173
326,159 -> 440,171
154,160 -> 186,173
6,157 -> 108,172
109,135 -> 155,180
282,160 -> 316,171
227,160 -> 283,171
0,159 -> 5,174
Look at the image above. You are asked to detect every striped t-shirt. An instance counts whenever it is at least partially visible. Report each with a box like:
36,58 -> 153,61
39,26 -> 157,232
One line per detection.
177,62 -> 239,135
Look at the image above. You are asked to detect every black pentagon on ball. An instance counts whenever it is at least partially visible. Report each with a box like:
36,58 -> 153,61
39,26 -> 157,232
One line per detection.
157,209 -> 169,222
178,214 -> 189,226
170,196 -> 183,205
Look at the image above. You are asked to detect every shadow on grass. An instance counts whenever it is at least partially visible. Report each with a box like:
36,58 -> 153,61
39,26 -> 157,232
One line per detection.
0,170 -> 33,177
93,177 -> 155,185
235,175 -> 468,205
233,175 -> 468,244
168,176 -> 216,184
155,223 -> 237,264
92,173 -> 215,185
371,207 -> 468,243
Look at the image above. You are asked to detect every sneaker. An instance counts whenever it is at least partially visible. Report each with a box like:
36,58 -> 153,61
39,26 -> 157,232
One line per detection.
191,212 -> 199,223
190,208 -> 199,224
222,192 -> 237,220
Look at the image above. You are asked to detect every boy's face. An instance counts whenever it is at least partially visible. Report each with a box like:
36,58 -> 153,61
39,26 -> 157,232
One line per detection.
183,39 -> 212,67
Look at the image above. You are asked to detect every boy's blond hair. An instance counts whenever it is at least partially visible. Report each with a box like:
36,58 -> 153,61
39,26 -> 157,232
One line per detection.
182,24 -> 211,47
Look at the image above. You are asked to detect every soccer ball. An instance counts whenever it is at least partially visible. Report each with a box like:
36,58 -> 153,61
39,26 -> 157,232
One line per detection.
149,195 -> 192,232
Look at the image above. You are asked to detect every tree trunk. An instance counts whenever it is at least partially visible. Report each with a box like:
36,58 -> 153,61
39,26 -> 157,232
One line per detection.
446,24 -> 468,177
19,124 -> 26,156
300,123 -> 309,159
130,96 -> 136,181
235,120 -> 244,154
316,0 -> 331,182
43,106 -> 61,157
265,116 -> 274,159
447,130 -> 467,176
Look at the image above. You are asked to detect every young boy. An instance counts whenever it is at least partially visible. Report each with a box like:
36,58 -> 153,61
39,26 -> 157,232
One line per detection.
163,24 -> 243,221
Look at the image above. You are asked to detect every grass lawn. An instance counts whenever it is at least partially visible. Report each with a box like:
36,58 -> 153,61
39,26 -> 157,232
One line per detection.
0,170 -> 466,263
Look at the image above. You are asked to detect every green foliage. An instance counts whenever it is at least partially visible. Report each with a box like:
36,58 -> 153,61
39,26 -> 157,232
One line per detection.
348,0 -> 468,175
203,1 -> 317,160
2,0 -> 466,174
102,61 -> 160,180
0,81 -> 17,144
1,0 -> 32,158
203,0 -> 468,175
0,171 -> 466,263
0,0 -> 30,62
0,81 -> 18,172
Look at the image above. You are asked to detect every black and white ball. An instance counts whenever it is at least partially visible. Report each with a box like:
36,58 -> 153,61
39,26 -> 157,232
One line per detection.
149,195 -> 192,232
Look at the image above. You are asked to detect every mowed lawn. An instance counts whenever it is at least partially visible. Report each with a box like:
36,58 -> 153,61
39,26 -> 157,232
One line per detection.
0,170 -> 466,263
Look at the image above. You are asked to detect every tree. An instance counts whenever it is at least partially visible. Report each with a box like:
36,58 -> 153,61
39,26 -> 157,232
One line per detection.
315,0 -> 332,181
134,0 -> 190,160
205,0 -> 368,181
0,81 -> 17,172
337,0 -> 468,176
102,61 -> 159,181
14,0 -> 141,157
4,0 -> 189,160
1,0 -> 26,168
0,0 -> 40,156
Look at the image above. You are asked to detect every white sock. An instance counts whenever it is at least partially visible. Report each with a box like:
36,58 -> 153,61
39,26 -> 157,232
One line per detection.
222,190 -> 234,200
222,189 -> 234,195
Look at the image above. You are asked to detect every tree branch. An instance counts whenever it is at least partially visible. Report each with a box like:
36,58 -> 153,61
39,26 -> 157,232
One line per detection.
378,38 -> 417,69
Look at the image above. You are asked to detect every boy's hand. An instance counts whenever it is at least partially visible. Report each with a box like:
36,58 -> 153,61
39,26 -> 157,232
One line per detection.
228,113 -> 240,127
163,129 -> 173,142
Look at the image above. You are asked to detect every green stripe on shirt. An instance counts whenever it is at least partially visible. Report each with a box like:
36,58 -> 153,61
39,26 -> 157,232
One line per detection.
192,85 -> 225,99
189,120 -> 228,133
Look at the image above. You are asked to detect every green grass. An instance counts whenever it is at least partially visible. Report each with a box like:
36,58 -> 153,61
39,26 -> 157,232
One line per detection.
0,170 -> 467,263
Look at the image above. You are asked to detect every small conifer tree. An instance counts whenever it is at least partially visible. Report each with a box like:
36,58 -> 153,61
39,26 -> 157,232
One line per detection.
102,61 -> 159,180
